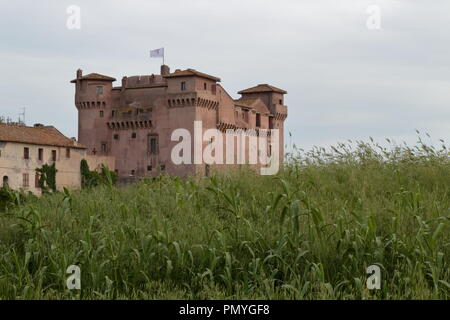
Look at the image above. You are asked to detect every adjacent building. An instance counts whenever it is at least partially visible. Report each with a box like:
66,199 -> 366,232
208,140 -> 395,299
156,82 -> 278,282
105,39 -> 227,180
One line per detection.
0,123 -> 114,194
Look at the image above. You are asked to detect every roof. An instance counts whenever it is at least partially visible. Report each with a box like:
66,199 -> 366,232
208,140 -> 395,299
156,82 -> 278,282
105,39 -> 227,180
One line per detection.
238,84 -> 287,94
0,124 -> 86,149
163,69 -> 221,82
70,73 -> 116,83
235,98 -> 270,115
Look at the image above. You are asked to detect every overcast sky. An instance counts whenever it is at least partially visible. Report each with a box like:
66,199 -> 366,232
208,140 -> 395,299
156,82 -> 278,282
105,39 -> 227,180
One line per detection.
0,0 -> 449,150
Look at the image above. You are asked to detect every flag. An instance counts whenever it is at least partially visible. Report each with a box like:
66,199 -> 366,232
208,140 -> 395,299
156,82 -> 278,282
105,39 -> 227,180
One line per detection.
150,48 -> 164,58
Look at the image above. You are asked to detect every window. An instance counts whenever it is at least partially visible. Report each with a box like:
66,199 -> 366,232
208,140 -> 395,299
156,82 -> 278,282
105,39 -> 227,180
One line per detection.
96,86 -> 103,95
148,135 -> 158,154
211,84 -> 216,95
269,117 -> 274,129
131,132 -> 137,139
279,99 -> 283,105
35,173 -> 40,188
100,110 -> 104,117
131,170 -> 135,175
51,150 -> 57,161
204,83 -> 207,90
22,173 -> 29,187
256,113 -> 261,128
113,134 -> 119,140
38,148 -> 43,161
2,176 -> 9,189
24,147 -> 29,159
243,109 -> 249,122
160,165 -> 166,171
181,81 -> 186,91
101,142 -> 108,153
147,165 -> 152,171
112,110 -> 116,117
66,148 -> 71,158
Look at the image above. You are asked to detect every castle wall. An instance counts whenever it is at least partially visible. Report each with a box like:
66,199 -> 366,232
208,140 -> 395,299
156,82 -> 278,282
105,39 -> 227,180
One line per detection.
74,68 -> 287,178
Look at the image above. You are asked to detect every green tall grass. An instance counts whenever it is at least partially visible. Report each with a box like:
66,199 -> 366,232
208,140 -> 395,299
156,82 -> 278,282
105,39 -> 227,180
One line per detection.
0,136 -> 448,299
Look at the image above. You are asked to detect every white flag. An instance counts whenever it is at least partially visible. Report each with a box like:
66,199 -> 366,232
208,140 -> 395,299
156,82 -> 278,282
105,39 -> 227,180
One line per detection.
150,48 -> 164,58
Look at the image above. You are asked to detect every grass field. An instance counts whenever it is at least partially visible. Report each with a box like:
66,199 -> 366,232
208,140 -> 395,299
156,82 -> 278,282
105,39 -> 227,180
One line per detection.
0,137 -> 449,299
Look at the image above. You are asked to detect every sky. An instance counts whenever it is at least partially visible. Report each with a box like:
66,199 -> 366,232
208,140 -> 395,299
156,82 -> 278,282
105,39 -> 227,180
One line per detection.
0,0 -> 449,151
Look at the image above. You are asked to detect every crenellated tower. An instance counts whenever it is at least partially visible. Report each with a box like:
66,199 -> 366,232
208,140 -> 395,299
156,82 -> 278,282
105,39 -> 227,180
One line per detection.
71,69 -> 116,155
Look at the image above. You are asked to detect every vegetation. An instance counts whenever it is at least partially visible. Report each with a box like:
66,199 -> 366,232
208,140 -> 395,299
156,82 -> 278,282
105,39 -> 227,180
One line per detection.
80,160 -> 117,189
0,137 -> 448,299
36,163 -> 58,193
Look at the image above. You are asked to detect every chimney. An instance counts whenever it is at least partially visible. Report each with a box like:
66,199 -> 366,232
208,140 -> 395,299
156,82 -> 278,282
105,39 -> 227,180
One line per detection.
161,64 -> 170,76
76,69 -> 82,79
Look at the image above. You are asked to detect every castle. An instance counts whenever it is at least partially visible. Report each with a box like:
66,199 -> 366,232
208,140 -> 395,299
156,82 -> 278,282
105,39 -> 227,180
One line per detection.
72,65 -> 288,177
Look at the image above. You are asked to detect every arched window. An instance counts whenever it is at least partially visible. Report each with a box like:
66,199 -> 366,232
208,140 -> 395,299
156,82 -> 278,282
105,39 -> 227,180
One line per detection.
2,176 -> 9,189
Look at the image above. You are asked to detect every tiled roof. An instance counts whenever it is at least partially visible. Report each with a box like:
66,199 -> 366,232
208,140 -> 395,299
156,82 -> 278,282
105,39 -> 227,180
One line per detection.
163,69 -> 221,82
70,73 -> 116,83
0,124 -> 86,149
238,84 -> 287,94
235,98 -> 270,115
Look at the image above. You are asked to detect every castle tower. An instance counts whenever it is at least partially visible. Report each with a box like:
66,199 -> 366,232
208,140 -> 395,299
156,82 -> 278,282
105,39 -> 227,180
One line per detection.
237,84 -> 288,163
71,69 -> 116,155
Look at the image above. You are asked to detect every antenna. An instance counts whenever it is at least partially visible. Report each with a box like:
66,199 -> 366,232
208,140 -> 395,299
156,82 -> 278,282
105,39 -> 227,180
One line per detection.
18,107 -> 26,125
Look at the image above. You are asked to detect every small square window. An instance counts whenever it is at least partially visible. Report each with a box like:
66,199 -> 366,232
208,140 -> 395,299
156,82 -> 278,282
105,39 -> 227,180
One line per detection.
131,132 -> 137,139
279,99 -> 283,105
147,165 -> 152,171
96,86 -> 103,95
113,134 -> 119,140
131,170 -> 135,175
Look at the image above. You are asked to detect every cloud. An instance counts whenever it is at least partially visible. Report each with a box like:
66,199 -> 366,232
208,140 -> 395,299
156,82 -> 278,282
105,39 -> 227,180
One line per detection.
0,0 -> 449,149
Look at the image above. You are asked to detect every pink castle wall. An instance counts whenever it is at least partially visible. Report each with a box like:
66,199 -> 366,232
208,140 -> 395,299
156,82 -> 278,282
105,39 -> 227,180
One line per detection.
72,65 -> 288,178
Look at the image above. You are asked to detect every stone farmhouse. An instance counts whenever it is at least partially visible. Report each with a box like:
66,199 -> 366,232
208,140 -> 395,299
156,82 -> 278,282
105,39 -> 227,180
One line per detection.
0,123 -> 113,194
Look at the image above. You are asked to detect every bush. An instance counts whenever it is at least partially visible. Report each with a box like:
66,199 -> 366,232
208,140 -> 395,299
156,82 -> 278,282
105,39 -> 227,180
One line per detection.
0,137 -> 448,299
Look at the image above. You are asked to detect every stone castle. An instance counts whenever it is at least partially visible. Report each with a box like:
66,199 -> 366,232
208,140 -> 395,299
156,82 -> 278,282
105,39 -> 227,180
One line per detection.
72,65 -> 288,177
